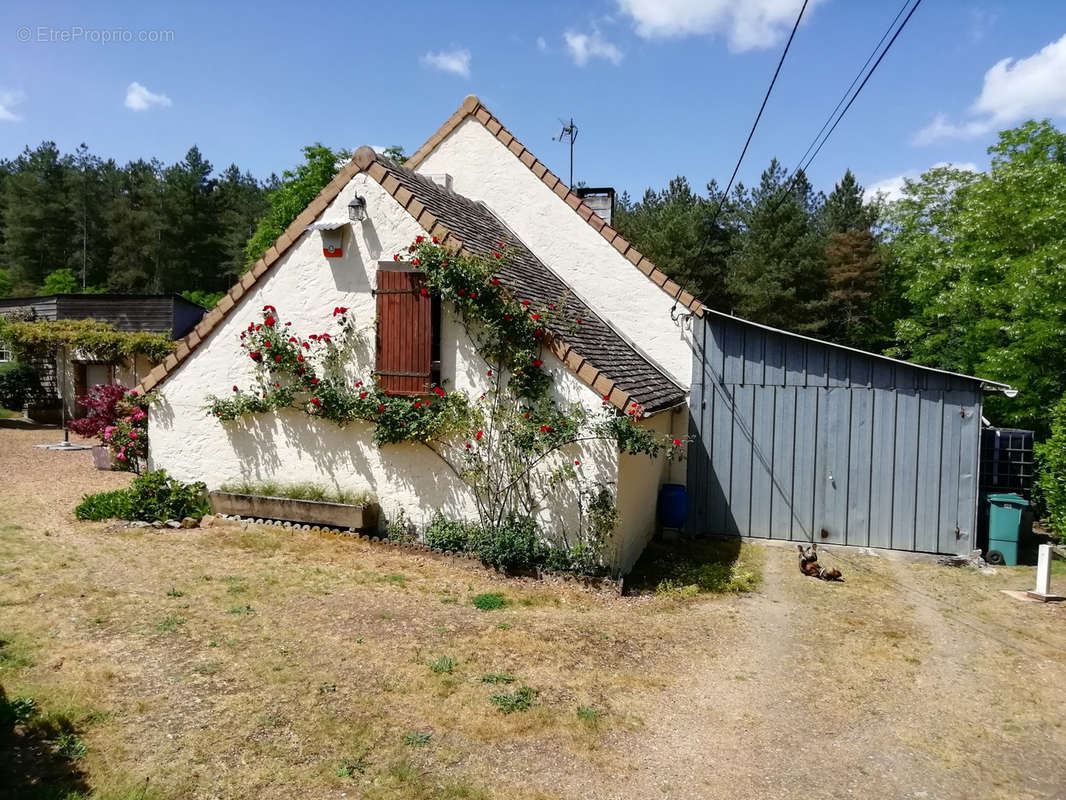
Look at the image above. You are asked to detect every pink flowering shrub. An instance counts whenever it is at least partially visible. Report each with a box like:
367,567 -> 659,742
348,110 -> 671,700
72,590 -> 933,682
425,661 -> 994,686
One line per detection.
69,385 -> 156,472
67,384 -> 128,438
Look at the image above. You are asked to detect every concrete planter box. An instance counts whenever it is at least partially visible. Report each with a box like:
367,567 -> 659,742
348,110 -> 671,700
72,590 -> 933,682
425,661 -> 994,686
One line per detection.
208,491 -> 379,532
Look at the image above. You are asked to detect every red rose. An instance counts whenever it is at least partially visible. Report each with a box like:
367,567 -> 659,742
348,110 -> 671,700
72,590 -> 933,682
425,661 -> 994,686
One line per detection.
265,315 -> 275,326
285,321 -> 292,326
311,378 -> 319,385
576,318 -> 583,324
311,397 -> 321,406
574,460 -> 580,466
458,289 -> 465,296
264,341 -> 271,348
672,439 -> 682,447
493,252 -> 501,259
275,356 -> 281,362
465,443 -> 471,450
531,314 -> 540,320
232,385 -> 238,392
432,235 -> 439,243
303,342 -> 310,349
487,369 -> 493,376
289,337 -> 297,342
522,300 -> 530,306
411,258 -> 421,267
385,390 -> 391,396
297,354 -> 304,362
309,334 -> 318,341
360,392 -> 368,399
476,430 -> 483,440
393,254 -> 400,262
378,405 -> 385,412
491,279 -> 500,285
421,288 -> 428,296
416,235 -> 425,243
250,351 -> 261,360
532,359 -> 542,367
263,305 -> 276,312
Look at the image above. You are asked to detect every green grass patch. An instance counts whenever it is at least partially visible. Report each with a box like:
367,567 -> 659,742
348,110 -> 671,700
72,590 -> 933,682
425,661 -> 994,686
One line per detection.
226,605 -> 255,615
0,632 -> 34,671
428,656 -> 456,674
627,538 -> 764,596
403,730 -> 432,746
489,685 -> 537,713
576,706 -> 602,723
471,593 -> 506,611
155,613 -> 186,632
479,672 -> 515,684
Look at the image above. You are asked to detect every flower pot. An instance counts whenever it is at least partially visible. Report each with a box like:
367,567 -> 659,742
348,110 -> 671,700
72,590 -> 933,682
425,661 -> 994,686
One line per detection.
208,491 -> 379,532
91,445 -> 116,471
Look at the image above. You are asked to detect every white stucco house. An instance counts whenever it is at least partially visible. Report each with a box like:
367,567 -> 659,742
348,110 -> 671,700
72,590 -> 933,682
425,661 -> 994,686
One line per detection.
138,96 -> 700,574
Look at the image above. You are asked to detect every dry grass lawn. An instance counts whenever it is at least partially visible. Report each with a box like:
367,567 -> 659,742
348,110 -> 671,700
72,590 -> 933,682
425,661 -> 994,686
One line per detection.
1,426 -> 1065,800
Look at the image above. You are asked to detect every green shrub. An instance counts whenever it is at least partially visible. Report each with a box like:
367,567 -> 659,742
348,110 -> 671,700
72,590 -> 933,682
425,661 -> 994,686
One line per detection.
126,470 -> 209,522
1036,394 -> 1066,540
470,515 -> 545,572
76,471 -> 209,523
424,513 -> 475,551
489,685 -> 537,713
75,489 -> 134,521
0,363 -> 41,409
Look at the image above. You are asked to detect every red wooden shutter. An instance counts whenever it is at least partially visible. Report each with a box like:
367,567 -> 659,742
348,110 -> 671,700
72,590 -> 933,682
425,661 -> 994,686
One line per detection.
376,270 -> 433,395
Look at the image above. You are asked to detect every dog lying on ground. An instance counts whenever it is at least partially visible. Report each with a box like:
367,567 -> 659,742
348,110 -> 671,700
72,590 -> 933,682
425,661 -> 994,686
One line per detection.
797,544 -> 843,582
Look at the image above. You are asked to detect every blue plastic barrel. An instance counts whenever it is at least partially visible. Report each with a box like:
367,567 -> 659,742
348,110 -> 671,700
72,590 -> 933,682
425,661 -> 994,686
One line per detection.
657,483 -> 688,530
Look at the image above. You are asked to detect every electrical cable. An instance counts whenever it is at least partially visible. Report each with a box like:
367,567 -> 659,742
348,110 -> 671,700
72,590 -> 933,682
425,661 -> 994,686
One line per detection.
706,0 -> 812,230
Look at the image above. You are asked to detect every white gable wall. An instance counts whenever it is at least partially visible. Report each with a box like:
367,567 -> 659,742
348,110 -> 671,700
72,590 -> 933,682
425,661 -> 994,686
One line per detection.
148,171 -> 666,570
414,118 -> 694,390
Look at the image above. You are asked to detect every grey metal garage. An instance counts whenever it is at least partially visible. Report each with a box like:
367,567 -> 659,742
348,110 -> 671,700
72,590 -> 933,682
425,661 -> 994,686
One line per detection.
686,311 -> 1014,555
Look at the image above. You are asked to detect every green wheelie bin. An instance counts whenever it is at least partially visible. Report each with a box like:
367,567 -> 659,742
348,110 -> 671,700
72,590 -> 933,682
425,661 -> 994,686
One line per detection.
985,493 -> 1029,566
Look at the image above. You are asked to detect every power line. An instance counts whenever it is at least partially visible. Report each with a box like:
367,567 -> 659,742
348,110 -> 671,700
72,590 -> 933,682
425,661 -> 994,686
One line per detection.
790,0 -> 913,173
706,0 -> 812,230
767,0 -> 924,215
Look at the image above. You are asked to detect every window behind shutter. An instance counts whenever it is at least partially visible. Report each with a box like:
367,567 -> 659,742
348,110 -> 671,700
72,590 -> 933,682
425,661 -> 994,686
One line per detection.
375,269 -> 434,395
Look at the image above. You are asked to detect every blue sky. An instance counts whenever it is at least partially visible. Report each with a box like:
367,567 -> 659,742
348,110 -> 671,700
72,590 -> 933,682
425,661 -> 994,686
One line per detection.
1,1 -> 1065,202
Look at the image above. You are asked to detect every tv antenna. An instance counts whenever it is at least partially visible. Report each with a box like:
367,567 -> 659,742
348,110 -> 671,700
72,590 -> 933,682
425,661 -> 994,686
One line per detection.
553,117 -> 578,186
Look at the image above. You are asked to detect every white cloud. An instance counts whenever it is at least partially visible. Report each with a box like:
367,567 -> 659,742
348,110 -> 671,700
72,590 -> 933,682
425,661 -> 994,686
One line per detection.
564,29 -> 623,66
0,89 -> 25,122
124,81 -> 171,111
864,161 -> 978,203
420,48 -> 471,78
536,36 -> 548,52
915,33 -> 1066,144
615,0 -> 826,51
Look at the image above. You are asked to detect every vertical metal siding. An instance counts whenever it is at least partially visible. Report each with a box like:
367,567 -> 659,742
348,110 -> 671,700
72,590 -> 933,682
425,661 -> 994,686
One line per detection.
688,317 -> 983,555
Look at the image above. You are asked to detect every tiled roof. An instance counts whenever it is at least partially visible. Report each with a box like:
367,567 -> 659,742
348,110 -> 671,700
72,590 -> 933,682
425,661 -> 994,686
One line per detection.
375,155 -> 684,414
135,103 -> 692,416
405,95 -> 704,316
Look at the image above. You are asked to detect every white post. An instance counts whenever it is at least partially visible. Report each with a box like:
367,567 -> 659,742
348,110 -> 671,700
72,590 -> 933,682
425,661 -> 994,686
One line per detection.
1034,544 -> 1052,597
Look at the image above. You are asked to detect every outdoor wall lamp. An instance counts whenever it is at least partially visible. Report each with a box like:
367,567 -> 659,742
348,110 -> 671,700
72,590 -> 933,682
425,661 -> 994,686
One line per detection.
348,195 -> 367,222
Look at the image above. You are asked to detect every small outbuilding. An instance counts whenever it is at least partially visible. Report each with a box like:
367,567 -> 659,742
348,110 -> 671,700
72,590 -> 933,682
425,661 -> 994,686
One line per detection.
687,312 -> 1013,555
